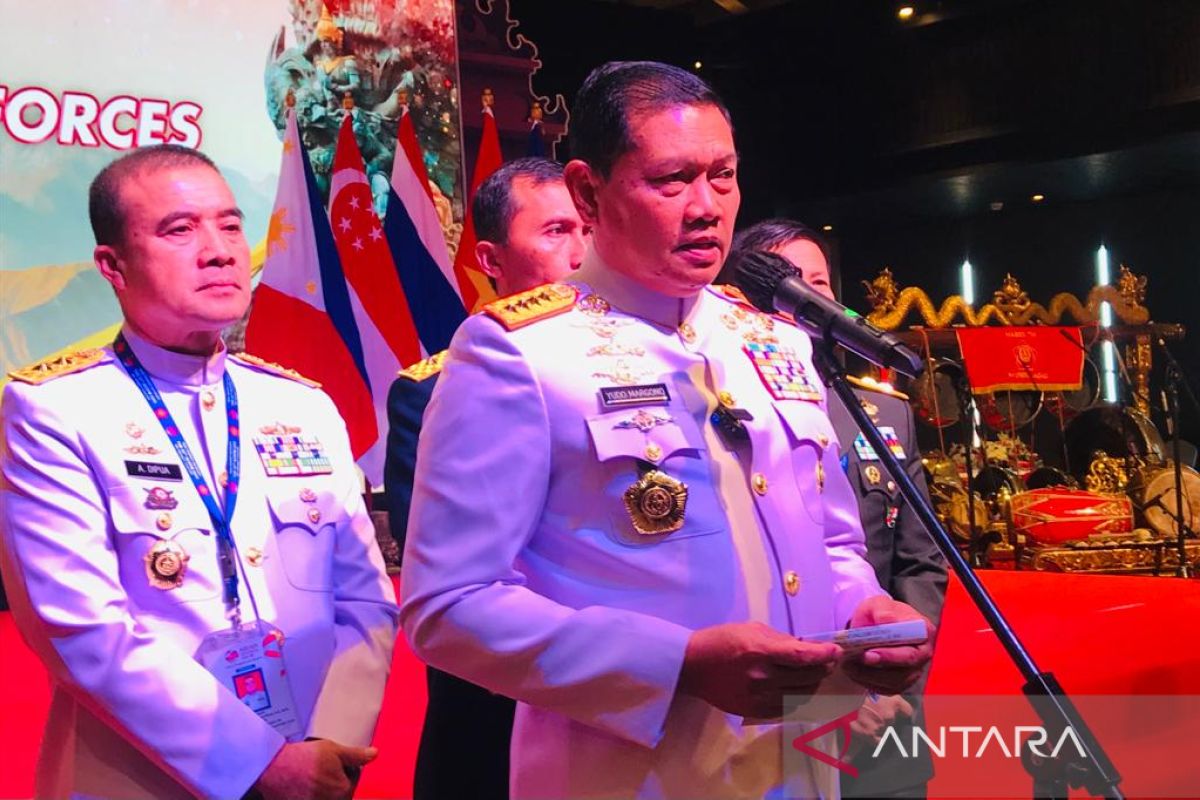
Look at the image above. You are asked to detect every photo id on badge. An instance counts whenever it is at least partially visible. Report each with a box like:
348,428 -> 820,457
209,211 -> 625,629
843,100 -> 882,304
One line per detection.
195,619 -> 304,741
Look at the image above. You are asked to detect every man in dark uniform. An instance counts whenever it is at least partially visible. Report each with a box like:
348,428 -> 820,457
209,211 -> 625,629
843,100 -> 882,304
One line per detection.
384,156 -> 587,799
730,219 -> 948,798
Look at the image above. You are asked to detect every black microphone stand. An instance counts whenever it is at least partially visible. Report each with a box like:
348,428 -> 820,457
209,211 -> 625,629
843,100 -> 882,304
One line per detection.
809,338 -> 1124,800
950,369 -> 998,567
1158,343 -> 1195,577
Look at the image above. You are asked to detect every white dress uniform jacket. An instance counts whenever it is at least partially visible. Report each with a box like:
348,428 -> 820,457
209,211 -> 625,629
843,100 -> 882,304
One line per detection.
0,329 -> 399,799
401,259 -> 884,799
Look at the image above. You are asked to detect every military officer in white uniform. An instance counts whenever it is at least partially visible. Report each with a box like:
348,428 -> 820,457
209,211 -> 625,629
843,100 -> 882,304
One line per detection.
0,146 -> 399,800
400,62 -> 934,799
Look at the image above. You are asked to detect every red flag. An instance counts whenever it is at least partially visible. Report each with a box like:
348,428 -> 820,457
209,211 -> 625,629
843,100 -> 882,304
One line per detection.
452,106 -> 502,311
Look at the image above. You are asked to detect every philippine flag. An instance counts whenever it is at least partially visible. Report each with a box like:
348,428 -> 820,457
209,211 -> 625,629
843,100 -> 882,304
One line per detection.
245,111 -> 379,475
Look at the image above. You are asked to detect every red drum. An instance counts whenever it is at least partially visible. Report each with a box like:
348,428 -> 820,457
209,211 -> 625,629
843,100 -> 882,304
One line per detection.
1009,488 -> 1134,545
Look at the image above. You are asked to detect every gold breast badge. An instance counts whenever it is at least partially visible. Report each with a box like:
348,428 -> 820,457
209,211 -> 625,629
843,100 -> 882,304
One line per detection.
145,539 -> 189,590
592,360 -> 652,386
623,470 -> 689,535
587,343 -> 647,358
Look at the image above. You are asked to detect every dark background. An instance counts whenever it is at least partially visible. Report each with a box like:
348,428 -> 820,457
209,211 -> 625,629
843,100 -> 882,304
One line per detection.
506,0 -> 1200,446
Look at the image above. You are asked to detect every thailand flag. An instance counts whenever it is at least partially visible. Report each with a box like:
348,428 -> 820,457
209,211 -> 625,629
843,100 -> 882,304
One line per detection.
245,111 -> 379,475
383,108 -> 466,354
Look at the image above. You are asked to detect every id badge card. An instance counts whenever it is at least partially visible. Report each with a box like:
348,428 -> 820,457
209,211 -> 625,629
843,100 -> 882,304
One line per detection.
195,619 -> 304,741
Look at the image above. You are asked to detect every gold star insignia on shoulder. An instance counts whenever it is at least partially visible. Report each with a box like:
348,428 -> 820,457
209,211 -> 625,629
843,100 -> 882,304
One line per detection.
398,350 -> 447,382
8,349 -> 107,385
847,374 -> 910,401
231,352 -> 322,388
484,283 -> 578,331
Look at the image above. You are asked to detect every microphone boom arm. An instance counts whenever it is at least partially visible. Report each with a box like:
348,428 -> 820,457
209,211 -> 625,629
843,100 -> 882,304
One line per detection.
809,333 -> 1124,800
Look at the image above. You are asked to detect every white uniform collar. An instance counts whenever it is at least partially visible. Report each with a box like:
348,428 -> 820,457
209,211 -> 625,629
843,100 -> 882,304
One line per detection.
571,249 -> 702,330
119,326 -> 228,388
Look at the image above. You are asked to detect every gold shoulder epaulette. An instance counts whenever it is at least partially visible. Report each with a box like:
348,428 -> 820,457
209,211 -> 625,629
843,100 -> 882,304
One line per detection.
398,350 -> 447,382
716,284 -> 798,327
8,349 -> 106,385
484,283 -> 578,331
717,284 -> 754,308
847,374 -> 910,401
231,353 -> 322,388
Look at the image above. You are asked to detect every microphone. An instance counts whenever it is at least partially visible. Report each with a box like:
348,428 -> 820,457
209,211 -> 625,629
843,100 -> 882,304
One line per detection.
732,250 -> 925,377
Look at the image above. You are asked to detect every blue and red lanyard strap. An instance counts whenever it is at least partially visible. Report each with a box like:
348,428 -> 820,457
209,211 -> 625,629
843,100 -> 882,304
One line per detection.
114,334 -> 242,618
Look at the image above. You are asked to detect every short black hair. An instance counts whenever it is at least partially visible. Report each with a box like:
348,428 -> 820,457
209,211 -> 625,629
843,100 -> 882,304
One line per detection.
472,157 -> 565,245
730,218 -> 830,265
719,218 -> 837,291
569,61 -> 731,177
89,145 -> 219,247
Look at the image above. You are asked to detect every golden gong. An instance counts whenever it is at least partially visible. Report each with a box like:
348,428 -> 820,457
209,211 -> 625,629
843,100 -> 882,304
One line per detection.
623,470 -> 689,535
145,539 -> 189,590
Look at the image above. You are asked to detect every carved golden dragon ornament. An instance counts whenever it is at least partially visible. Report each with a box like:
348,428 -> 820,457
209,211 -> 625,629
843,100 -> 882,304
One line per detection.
862,265 -> 1149,331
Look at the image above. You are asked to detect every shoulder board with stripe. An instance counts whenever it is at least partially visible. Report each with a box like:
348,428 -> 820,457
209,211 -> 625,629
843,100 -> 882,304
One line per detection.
398,350 -> 447,382
8,349 -> 107,385
848,374 -> 910,401
230,353 -> 322,388
716,284 -> 755,309
715,284 -> 799,328
483,283 -> 578,331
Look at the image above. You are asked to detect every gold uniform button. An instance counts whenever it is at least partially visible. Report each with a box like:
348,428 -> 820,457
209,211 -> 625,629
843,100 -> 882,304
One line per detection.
200,389 -> 216,412
155,512 -> 173,531
752,473 -> 769,496
307,507 -> 322,524
679,323 -> 697,344
718,390 -> 736,408
784,570 -> 801,595
245,546 -> 265,567
817,434 -> 830,448
644,443 -> 663,462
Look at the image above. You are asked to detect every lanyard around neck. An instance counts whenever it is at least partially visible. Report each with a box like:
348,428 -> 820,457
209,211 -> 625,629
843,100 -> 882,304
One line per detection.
114,334 -> 243,617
